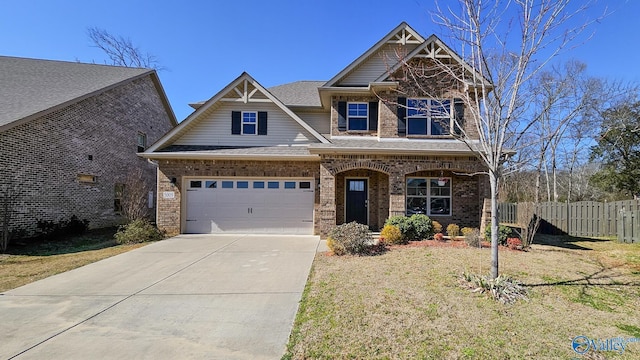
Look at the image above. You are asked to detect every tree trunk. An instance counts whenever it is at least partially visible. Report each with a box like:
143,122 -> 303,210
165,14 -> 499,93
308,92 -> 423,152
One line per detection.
489,169 -> 499,279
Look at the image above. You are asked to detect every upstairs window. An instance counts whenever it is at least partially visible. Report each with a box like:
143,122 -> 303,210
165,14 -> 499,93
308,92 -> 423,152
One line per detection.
137,132 -> 147,152
406,99 -> 452,136
242,111 -> 257,135
347,102 -> 368,131
232,111 -> 267,135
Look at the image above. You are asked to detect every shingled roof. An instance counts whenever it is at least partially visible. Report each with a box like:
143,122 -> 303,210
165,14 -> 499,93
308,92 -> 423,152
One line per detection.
267,80 -> 324,107
0,56 -> 176,131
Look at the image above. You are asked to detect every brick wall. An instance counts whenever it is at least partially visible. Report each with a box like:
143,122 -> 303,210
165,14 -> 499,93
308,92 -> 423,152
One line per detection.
0,76 -> 174,236
155,159 -> 320,235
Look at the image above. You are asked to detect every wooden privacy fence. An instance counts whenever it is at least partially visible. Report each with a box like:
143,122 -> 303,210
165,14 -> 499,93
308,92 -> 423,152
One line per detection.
498,200 -> 640,242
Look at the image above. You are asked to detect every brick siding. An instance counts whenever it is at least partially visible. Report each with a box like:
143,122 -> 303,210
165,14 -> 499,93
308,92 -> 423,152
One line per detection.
0,76 -> 174,236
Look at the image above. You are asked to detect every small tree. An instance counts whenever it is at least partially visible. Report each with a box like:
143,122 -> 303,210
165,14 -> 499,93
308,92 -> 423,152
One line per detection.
120,168 -> 153,222
0,180 -> 19,252
387,0 -> 602,278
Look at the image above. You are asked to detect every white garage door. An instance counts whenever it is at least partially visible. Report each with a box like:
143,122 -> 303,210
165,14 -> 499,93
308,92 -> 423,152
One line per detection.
184,178 -> 315,234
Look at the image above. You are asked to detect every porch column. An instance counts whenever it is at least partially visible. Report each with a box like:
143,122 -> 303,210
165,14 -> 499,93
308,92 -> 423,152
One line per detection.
319,165 -> 336,237
389,171 -> 405,217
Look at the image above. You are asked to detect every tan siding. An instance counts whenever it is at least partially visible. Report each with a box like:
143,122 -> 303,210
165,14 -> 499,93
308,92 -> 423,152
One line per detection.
339,43 -> 419,86
294,110 -> 330,134
173,102 -> 318,146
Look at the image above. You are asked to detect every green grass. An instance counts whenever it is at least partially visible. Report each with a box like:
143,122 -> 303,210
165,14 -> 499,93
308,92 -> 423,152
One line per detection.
284,236 -> 640,359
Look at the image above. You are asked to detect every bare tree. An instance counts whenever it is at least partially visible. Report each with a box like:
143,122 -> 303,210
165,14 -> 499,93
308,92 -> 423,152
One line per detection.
87,27 -> 163,70
0,180 -> 19,253
394,0 -> 603,279
120,168 -> 153,222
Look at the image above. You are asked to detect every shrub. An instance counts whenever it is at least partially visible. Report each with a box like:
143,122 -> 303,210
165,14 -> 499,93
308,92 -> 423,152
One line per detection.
380,224 -> 403,245
409,214 -> 433,240
327,222 -> 371,255
434,233 -> 445,242
460,272 -> 529,304
484,224 -> 513,246
114,219 -> 164,244
462,228 -> 482,248
36,215 -> 90,240
432,221 -> 443,234
446,223 -> 460,237
507,237 -> 523,250
385,215 -> 412,240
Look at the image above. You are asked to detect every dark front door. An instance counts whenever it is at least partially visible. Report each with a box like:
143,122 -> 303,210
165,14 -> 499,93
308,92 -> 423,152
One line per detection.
346,179 -> 368,225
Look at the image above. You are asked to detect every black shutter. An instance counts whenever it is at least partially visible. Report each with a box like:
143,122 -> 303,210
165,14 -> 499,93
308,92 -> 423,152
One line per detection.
453,98 -> 464,135
258,111 -> 268,135
231,111 -> 241,135
368,101 -> 378,131
397,97 -> 406,135
337,101 -> 347,131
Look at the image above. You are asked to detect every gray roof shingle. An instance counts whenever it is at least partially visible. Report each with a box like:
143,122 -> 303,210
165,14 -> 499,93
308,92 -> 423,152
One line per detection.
0,56 -> 151,129
267,81 -> 325,107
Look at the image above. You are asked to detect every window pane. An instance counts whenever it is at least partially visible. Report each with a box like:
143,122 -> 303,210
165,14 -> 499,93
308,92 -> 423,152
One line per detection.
407,99 -> 428,117
237,181 -> 249,188
348,118 -> 367,131
407,118 -> 427,135
430,198 -> 451,215
243,112 -> 256,122
243,124 -> 256,134
205,181 -> 217,188
284,181 -> 296,189
190,181 -> 202,188
253,181 -> 265,189
431,119 -> 449,135
430,100 -> 450,117
299,181 -> 311,189
349,180 -> 365,192
406,197 -> 427,215
221,181 -> 233,188
268,181 -> 279,189
407,178 -> 427,188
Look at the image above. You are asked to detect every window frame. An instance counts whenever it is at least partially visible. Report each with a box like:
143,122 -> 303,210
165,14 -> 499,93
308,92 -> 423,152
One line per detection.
406,98 -> 453,136
114,183 -> 125,213
347,102 -> 369,131
137,132 -> 147,152
241,111 -> 258,135
405,177 -> 452,216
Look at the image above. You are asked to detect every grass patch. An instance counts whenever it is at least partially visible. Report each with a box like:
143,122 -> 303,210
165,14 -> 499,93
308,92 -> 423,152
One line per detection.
285,236 -> 640,359
0,228 -> 147,292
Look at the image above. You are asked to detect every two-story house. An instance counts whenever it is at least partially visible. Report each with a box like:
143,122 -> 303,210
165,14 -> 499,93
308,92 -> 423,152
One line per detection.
143,22 -> 490,236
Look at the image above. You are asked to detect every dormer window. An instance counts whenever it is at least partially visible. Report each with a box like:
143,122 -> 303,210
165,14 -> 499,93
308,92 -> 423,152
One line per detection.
347,102 -> 368,131
406,99 -> 452,136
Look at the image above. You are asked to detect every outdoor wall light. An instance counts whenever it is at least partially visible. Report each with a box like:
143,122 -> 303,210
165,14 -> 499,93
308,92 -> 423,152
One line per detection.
170,177 -> 177,186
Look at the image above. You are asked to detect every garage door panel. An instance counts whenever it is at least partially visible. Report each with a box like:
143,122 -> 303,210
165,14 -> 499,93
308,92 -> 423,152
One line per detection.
185,178 -> 314,234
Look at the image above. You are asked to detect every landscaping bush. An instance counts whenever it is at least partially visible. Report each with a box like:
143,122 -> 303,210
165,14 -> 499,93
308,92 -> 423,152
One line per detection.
446,223 -> 460,237
507,237 -> 523,250
409,214 -> 433,240
380,224 -> 403,245
114,219 -> 164,244
434,233 -> 445,242
384,214 -> 434,241
432,221 -> 443,234
484,224 -> 513,246
462,227 -> 481,247
384,215 -> 412,240
36,215 -> 90,240
327,222 -> 371,255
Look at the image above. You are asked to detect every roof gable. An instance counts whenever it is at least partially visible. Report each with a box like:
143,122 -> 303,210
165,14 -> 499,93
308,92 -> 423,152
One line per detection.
324,22 -> 425,87
147,72 -> 329,152
0,56 -> 176,131
374,34 -> 491,87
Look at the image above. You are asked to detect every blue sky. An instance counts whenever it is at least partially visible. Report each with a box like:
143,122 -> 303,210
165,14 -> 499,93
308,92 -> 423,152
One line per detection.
2,0 -> 638,121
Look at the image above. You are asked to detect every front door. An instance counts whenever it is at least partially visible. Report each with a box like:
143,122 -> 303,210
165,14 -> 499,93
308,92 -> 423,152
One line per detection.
345,179 -> 368,225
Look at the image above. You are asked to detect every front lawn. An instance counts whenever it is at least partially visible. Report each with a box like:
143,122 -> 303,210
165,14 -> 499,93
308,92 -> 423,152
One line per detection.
0,228 -> 147,293
285,235 -> 640,359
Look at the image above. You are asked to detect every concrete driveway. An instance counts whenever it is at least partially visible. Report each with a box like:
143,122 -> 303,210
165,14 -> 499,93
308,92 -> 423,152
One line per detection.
0,234 -> 320,359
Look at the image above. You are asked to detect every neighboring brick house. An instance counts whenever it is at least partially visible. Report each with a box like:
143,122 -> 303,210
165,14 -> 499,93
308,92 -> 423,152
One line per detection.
0,56 -> 177,236
142,22 -> 490,237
